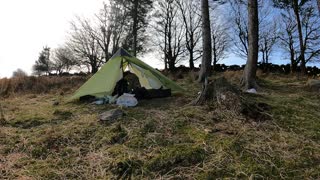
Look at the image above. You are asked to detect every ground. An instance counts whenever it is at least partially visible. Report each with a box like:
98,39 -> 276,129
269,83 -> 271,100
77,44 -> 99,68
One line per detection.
0,72 -> 319,179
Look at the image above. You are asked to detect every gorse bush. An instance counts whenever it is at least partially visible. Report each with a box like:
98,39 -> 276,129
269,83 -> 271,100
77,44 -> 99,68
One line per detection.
0,76 -> 87,97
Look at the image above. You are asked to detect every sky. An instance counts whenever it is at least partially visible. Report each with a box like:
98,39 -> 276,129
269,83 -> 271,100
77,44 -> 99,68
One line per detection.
0,1 -> 317,78
0,0 -> 246,78
0,0 -> 105,78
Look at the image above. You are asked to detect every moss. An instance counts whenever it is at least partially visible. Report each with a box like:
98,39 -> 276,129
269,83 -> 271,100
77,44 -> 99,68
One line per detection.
10,117 -> 46,129
181,126 -> 208,142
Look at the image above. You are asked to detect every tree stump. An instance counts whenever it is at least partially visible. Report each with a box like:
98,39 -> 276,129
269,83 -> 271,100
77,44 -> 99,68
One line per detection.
194,77 -> 241,110
193,77 -> 271,121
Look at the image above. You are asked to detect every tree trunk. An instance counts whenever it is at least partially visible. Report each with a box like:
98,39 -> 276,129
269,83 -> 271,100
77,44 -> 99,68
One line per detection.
164,22 -> 168,70
212,36 -> 217,71
241,0 -> 259,90
104,42 -> 110,63
293,0 -> 306,75
164,58 -> 168,70
132,0 -> 139,57
194,77 -> 210,105
168,57 -> 176,71
91,56 -> 98,74
164,49 -> 168,70
291,61 -> 297,74
289,36 -> 296,73
189,49 -> 194,69
189,34 -> 195,69
91,66 -> 98,74
104,29 -> 111,63
194,0 -> 212,105
197,0 -> 212,83
262,51 -> 265,64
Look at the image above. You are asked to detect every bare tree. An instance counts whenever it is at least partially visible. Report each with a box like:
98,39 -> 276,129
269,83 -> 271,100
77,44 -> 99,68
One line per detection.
151,0 -> 185,71
109,1 -> 130,54
273,0 -> 313,74
93,1 -> 130,62
211,17 -> 230,70
301,6 -> 320,64
94,3 -> 113,63
279,11 -> 299,73
229,0 -> 249,59
229,0 -> 277,62
67,17 -> 103,73
12,69 -> 27,78
278,3 -> 320,73
259,21 -> 278,70
120,0 -> 153,56
176,0 -> 202,69
241,0 -> 259,90
52,46 -> 78,75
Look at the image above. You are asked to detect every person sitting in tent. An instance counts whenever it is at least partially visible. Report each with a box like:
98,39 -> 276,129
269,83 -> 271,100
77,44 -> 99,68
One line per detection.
112,78 -> 129,97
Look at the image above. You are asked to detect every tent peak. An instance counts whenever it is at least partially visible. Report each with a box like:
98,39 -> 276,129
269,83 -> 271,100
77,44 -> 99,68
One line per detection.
111,48 -> 132,59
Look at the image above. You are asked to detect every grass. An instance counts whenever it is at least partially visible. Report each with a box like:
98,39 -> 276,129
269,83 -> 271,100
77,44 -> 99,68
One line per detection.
0,72 -> 319,179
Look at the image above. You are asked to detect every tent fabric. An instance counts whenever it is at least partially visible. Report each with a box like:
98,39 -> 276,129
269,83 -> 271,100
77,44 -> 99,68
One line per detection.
125,56 -> 184,92
128,63 -> 163,89
69,48 -> 184,100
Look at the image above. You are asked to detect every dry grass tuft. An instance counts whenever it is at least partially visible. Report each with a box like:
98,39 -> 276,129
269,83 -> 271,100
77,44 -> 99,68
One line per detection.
0,76 -> 87,97
222,70 -> 243,84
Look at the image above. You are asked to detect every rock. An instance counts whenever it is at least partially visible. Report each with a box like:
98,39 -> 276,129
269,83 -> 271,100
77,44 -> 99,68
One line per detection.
99,109 -> 124,123
306,79 -> 320,91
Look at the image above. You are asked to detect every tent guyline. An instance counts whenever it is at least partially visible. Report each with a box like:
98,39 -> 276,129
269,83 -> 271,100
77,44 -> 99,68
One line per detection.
70,48 -> 184,100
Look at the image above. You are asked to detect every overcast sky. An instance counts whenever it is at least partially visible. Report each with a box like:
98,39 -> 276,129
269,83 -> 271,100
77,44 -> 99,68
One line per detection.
0,0 -> 106,78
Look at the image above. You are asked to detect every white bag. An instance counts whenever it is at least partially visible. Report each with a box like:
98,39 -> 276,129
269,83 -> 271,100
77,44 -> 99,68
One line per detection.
246,88 -> 257,94
116,93 -> 138,107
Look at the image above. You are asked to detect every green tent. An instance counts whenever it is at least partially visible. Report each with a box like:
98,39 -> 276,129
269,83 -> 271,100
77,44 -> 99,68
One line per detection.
69,48 -> 184,100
